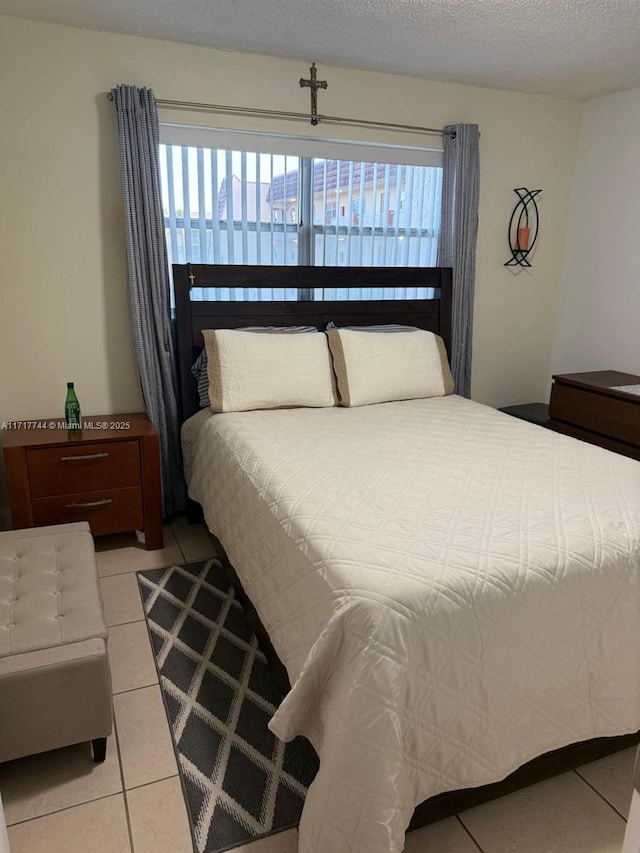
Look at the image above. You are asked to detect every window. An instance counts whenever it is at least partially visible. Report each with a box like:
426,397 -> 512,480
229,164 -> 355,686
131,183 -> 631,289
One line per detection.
159,129 -> 442,301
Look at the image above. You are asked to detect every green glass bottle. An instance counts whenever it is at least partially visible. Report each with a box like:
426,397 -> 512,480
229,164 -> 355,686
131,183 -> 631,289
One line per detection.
64,382 -> 82,430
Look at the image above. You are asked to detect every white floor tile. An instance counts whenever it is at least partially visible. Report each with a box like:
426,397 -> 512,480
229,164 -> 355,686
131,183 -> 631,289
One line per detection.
0,737 -> 121,826
171,521 -> 220,562
578,746 -> 636,817
96,526 -> 182,577
460,771 -> 626,853
113,685 -> 177,790
127,776 -> 193,852
404,816 -> 480,851
7,794 -> 130,853
108,620 -> 158,694
99,572 -> 144,627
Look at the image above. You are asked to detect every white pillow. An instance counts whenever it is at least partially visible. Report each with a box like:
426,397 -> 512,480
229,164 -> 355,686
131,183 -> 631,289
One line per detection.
203,329 -> 337,413
326,328 -> 454,407
192,326 -> 317,408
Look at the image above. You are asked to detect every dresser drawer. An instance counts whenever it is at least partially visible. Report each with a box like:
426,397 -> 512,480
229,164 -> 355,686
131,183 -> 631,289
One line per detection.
549,385 -> 640,446
27,440 -> 141,498
32,486 -> 143,536
548,420 -> 640,461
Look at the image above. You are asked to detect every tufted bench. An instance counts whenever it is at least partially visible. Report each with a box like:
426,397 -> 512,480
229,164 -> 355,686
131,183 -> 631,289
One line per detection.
0,522 -> 112,763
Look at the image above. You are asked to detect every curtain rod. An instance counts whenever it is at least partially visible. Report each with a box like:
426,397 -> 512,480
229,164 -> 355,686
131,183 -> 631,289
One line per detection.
106,93 -> 449,138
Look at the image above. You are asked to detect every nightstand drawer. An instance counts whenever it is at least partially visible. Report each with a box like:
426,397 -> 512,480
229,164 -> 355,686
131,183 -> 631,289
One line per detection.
27,440 -> 141,498
549,385 -> 640,446
4,413 -> 163,550
32,486 -> 143,536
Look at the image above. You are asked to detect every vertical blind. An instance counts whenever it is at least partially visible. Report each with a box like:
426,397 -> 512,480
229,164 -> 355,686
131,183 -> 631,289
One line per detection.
159,129 -> 443,301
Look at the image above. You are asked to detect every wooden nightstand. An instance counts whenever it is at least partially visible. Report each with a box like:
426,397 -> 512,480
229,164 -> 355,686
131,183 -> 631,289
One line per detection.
3,413 -> 163,549
548,371 -> 640,461
498,402 -> 549,427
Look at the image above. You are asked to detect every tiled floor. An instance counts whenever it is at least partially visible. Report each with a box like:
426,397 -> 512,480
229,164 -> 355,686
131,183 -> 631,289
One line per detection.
0,519 -> 634,852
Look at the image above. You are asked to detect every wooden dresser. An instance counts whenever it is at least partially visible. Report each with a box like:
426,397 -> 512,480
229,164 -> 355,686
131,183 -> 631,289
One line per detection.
548,371 -> 640,461
3,413 -> 163,549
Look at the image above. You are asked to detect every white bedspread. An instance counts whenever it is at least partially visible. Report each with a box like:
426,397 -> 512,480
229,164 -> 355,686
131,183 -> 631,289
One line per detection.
183,396 -> 640,853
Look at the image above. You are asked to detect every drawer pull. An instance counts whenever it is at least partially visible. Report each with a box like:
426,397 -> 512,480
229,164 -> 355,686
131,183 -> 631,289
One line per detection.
65,498 -> 113,509
60,452 -> 109,462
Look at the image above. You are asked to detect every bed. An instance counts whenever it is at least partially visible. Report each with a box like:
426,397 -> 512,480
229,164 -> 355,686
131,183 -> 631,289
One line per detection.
175,264 -> 640,852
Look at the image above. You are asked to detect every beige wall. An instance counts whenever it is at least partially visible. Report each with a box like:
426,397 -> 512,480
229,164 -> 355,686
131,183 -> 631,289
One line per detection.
551,86 -> 640,379
0,15 -> 583,517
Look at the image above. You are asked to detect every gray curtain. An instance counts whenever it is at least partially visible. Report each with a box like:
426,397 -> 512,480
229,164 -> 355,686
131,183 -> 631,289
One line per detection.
438,124 -> 480,398
111,84 -> 185,517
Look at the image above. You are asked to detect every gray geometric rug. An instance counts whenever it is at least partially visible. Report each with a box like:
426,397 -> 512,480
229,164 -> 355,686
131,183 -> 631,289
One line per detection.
137,558 -> 318,853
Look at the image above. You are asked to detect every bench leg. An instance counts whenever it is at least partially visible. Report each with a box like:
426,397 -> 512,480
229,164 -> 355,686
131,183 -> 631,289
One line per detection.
91,737 -> 107,763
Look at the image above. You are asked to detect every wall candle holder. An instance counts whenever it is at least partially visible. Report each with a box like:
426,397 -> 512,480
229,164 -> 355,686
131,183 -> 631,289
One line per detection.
505,188 -> 541,267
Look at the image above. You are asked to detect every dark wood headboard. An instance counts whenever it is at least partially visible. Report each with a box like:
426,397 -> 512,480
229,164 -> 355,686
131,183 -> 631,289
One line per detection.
173,264 -> 452,420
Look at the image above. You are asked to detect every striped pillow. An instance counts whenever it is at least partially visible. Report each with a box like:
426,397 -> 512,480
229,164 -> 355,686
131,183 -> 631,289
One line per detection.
325,321 -> 418,332
191,326 -> 318,409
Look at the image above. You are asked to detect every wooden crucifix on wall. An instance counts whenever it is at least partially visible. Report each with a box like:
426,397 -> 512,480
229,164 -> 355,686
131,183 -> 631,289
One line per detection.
299,63 -> 328,126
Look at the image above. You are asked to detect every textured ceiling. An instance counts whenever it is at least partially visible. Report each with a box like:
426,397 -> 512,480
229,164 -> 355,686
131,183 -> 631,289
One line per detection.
2,0 -> 639,99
